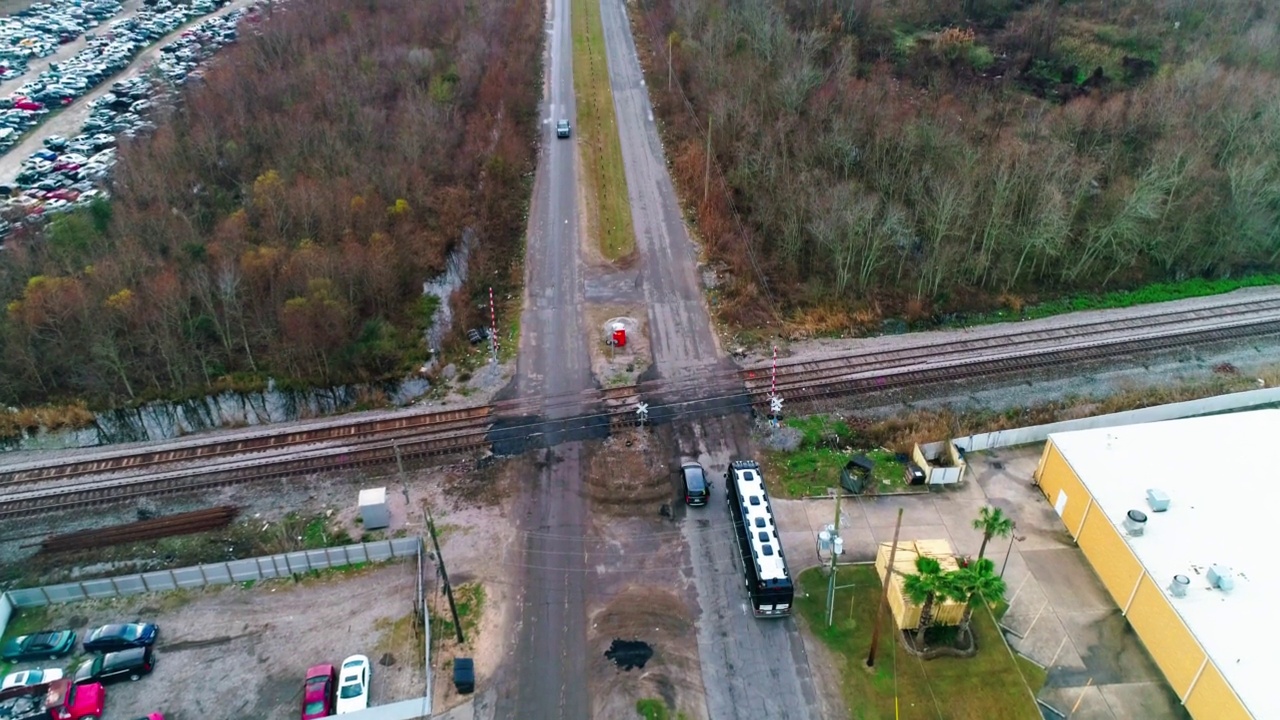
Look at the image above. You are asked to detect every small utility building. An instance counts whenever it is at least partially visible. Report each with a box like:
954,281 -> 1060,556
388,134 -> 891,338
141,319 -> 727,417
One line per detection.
1034,410 -> 1278,720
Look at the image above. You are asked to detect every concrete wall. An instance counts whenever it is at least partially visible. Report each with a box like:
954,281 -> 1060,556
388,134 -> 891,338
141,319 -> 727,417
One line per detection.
955,386 -> 1280,453
0,592 -> 11,640
5,537 -> 422,608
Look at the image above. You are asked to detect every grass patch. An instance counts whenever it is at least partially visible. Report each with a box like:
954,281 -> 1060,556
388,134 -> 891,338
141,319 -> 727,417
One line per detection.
634,699 -> 689,720
761,415 -> 911,497
431,582 -> 485,645
796,566 -> 1045,720
1,606 -> 52,640
970,273 -> 1280,327
570,0 -> 634,260
374,612 -> 425,670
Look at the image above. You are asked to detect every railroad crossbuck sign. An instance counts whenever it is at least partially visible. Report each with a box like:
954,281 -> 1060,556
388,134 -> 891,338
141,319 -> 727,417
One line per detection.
768,395 -> 784,427
635,402 -> 649,425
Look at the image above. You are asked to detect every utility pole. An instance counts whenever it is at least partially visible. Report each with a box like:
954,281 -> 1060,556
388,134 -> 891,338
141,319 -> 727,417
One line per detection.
703,116 -> 712,206
866,508 -> 904,668
667,33 -> 673,91
426,506 -> 464,644
825,492 -> 843,627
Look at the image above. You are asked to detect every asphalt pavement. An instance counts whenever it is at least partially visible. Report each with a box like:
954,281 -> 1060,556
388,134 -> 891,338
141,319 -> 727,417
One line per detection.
494,0 -> 594,712
596,0 -> 729,384
674,414 -> 825,720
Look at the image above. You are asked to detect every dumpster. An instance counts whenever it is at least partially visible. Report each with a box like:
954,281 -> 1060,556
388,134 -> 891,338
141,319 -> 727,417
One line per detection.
840,455 -> 874,494
453,657 -> 475,694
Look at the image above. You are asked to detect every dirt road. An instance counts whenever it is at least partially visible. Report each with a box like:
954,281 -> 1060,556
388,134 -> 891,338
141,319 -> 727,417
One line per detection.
0,0 -> 254,185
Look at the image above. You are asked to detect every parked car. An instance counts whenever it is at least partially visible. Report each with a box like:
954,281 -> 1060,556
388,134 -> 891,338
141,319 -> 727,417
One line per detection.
1,667 -> 65,690
1,630 -> 77,662
334,655 -> 370,714
301,664 -> 336,720
680,461 -> 710,506
556,119 -> 570,138
82,622 -> 158,653
72,646 -> 156,685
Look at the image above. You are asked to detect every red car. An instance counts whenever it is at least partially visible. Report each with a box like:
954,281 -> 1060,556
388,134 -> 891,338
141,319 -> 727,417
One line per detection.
301,664 -> 336,719
13,99 -> 43,111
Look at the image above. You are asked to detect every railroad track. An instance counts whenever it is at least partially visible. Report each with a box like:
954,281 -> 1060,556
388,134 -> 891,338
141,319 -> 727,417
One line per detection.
740,298 -> 1280,398
5,296 -> 1280,515
0,405 -> 496,486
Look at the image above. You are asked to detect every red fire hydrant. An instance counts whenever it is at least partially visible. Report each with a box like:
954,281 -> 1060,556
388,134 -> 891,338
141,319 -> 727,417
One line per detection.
611,324 -> 627,348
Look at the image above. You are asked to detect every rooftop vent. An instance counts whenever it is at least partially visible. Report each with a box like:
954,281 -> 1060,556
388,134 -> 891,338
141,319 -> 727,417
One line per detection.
1146,489 -> 1170,512
1169,575 -> 1190,598
1123,509 -> 1148,536
1207,565 -> 1235,593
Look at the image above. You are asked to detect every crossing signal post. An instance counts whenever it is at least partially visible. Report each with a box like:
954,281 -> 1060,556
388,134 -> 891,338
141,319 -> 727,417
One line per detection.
768,394 -> 783,428
635,402 -> 649,427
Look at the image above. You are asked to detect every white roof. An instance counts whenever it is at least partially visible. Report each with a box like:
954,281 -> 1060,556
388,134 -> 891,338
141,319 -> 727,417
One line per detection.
1049,409 -> 1280,718
730,466 -> 788,581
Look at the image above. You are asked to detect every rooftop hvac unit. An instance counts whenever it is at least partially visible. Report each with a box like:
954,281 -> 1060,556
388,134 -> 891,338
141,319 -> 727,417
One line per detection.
1169,575 -> 1190,598
1122,509 -> 1148,536
1207,565 -> 1235,593
1146,489 -> 1170,512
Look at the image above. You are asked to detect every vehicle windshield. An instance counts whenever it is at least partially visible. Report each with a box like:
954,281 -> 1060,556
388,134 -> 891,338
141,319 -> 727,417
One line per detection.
304,700 -> 326,714
121,625 -> 141,639
339,683 -> 363,699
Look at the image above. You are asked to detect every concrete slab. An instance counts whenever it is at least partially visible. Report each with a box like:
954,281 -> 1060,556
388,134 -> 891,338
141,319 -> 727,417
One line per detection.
1038,685 -> 1115,720
1096,681 -> 1187,720
1022,548 -> 1117,612
1056,610 -> 1166,685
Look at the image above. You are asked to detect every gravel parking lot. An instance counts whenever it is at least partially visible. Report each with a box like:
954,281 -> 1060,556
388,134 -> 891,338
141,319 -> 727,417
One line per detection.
3,562 -> 425,719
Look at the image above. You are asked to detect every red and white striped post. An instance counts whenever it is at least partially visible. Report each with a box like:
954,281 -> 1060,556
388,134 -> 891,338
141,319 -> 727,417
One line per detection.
771,346 -> 777,397
488,287 -> 498,361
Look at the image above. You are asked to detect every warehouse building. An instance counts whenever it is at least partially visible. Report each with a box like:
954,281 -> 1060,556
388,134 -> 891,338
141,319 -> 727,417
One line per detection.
1033,410 -> 1276,720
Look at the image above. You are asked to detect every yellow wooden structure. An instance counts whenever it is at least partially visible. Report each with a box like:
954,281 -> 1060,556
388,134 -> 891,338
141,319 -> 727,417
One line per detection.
874,539 -> 966,630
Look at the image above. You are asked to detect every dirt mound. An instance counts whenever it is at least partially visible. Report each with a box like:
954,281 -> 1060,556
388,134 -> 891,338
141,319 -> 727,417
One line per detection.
605,639 -> 654,670
584,431 -> 673,515
588,587 -> 704,719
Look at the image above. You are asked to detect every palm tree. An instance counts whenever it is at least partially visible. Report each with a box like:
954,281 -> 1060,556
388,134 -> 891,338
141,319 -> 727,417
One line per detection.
972,506 -> 1015,561
901,556 -> 960,650
952,558 -> 1008,640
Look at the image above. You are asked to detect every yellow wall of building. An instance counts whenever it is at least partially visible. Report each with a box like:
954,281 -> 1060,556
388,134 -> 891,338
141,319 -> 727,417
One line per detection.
1037,438 -> 1254,720
1126,576 -> 1206,697
1036,441 -> 1091,538
1076,508 -> 1144,609
1184,661 -> 1253,720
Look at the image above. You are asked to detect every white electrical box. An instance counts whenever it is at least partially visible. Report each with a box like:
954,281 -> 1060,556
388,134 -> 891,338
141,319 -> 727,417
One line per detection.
358,487 -> 391,530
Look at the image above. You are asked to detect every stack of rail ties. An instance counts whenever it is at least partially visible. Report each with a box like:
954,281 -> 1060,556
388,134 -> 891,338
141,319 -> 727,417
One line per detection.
32,505 -> 238,554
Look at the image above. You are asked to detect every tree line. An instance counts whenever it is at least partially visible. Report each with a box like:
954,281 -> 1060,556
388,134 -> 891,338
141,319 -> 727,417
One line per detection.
636,0 -> 1280,323
0,0 -> 543,406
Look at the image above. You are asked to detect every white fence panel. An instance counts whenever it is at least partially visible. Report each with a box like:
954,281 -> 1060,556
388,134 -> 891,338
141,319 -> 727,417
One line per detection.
954,386 -> 1280,452
2,538 -> 422,609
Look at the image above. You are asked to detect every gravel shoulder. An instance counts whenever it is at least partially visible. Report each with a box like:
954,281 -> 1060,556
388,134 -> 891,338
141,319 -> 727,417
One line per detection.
733,285 -> 1280,369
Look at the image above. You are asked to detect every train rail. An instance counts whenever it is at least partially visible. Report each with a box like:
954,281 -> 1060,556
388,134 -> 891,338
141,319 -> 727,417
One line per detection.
5,296 -> 1280,515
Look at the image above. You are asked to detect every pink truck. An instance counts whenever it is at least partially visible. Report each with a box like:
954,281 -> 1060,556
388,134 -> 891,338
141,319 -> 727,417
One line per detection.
0,678 -> 105,720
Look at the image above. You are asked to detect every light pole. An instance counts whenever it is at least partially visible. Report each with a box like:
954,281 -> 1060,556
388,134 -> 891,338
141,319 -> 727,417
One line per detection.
1000,523 -> 1022,579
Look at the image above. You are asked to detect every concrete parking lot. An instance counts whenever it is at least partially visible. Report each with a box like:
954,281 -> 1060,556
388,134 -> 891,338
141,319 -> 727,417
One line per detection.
2,562 -> 424,719
775,444 -> 1189,720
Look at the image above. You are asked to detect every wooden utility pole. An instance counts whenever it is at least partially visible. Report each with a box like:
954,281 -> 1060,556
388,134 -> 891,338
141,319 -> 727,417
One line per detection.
703,117 -> 712,205
667,33 -> 673,91
866,508 -> 904,668
426,507 -> 464,644
825,493 -> 843,627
